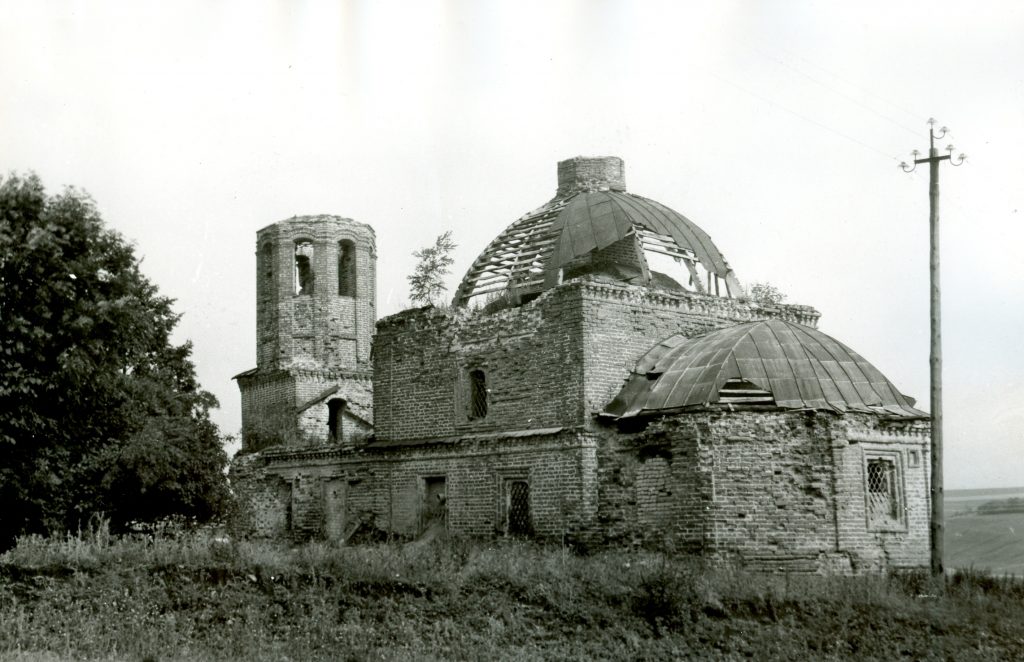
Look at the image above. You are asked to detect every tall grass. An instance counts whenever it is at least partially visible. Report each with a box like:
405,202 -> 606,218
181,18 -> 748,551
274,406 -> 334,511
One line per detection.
2,529 -> 1024,660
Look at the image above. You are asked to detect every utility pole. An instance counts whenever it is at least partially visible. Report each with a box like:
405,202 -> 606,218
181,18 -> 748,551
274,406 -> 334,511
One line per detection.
901,119 -> 965,576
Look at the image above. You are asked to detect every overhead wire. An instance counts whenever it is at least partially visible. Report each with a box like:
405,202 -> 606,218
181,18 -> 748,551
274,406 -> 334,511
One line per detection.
772,44 -> 932,126
753,48 -> 925,138
709,73 -> 903,163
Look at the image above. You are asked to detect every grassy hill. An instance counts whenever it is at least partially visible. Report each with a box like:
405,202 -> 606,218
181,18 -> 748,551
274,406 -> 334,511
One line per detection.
2,530 -> 1024,661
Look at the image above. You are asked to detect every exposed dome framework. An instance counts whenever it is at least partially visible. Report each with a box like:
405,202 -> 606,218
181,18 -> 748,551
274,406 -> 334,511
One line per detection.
453,156 -> 742,308
604,319 -> 926,419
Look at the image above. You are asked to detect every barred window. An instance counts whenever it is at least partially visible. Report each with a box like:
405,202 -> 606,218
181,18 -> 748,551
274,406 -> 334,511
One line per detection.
866,457 -> 901,527
468,369 -> 488,420
505,479 -> 531,536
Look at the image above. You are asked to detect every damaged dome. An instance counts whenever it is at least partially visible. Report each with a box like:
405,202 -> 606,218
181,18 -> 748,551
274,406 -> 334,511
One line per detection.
604,319 -> 926,419
453,156 -> 742,308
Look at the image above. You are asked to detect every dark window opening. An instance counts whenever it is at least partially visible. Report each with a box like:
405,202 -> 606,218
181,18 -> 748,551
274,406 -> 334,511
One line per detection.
718,378 -> 774,405
295,240 -> 314,295
506,480 -> 531,536
327,398 -> 346,442
279,480 -> 294,534
468,369 -> 488,420
338,239 -> 356,296
866,458 -> 899,523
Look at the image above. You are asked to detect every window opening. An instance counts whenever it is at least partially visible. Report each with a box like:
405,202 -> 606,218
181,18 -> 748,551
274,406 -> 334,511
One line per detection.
327,398 -> 346,442
506,480 -> 530,535
295,240 -> 314,295
468,369 -> 488,420
866,458 -> 900,524
717,378 -> 774,405
279,479 -> 293,534
338,239 -> 356,296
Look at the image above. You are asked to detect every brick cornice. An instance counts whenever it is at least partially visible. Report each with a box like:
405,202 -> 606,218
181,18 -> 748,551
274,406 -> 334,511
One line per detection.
237,367 -> 372,386
573,279 -> 821,327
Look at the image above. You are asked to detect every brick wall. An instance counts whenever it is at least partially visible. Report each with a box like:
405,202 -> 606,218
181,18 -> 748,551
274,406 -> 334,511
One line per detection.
596,410 -> 930,572
238,371 -> 297,450
556,156 -> 626,196
832,417 -> 931,571
373,286 -> 586,442
374,278 -> 820,442
231,406 -> 929,572
229,453 -> 293,538
229,430 -> 598,542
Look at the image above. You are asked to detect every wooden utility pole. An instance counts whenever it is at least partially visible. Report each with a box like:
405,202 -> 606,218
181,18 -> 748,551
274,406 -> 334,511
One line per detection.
901,119 -> 965,575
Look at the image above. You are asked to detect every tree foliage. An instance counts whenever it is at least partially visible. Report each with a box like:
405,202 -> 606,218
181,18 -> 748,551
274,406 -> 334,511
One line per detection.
407,230 -> 456,307
746,281 -> 787,306
0,173 -> 229,547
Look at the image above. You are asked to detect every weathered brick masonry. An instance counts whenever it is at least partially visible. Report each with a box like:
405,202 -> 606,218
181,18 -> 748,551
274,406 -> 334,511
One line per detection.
374,279 -> 818,442
230,156 -> 930,573
597,411 -> 929,572
231,430 -> 596,542
236,215 -> 376,451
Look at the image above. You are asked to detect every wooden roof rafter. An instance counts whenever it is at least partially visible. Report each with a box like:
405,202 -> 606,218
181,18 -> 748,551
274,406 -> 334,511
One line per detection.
453,197 -> 568,306
454,189 -> 744,307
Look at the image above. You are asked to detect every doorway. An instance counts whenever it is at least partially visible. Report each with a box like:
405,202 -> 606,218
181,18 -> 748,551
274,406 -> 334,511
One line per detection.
421,476 -> 447,534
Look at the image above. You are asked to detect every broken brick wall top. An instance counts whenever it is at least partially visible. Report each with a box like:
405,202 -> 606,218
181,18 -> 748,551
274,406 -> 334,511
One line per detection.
255,215 -> 377,372
556,156 -> 626,197
373,278 -> 820,442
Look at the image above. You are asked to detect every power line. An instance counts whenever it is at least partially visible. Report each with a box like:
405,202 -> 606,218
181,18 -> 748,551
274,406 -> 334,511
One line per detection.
774,44 -> 932,125
711,73 -> 902,162
753,48 -> 925,138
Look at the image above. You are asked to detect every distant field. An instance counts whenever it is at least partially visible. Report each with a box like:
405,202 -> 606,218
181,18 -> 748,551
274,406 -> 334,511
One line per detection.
946,487 -> 1024,514
945,487 -> 1024,575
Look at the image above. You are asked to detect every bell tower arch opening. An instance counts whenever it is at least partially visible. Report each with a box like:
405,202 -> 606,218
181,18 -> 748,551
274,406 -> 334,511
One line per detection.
294,240 -> 315,295
338,239 -> 356,296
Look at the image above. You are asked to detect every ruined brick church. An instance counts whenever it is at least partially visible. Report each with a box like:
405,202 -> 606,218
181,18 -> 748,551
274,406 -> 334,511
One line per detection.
231,156 -> 931,572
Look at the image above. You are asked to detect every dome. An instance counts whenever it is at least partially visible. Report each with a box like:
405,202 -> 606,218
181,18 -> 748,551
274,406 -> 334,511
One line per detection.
453,156 -> 741,307
604,319 -> 925,419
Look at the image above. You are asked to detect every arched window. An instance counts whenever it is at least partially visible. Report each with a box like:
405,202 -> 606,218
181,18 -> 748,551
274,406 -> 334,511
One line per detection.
468,369 -> 488,420
295,240 -> 314,295
327,398 -> 346,442
338,240 -> 356,296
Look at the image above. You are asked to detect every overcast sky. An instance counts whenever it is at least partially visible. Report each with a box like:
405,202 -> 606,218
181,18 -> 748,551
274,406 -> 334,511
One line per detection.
3,1 -> 1021,489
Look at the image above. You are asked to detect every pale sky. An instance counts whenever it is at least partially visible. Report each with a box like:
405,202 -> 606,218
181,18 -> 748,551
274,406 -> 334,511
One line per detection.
2,1 -> 1021,489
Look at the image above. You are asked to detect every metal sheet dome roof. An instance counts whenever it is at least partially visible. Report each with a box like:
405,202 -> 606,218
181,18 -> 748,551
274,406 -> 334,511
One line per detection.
604,319 -> 926,419
453,156 -> 741,307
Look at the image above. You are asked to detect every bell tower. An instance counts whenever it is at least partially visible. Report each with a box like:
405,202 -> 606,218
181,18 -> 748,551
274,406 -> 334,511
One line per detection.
237,215 -> 376,452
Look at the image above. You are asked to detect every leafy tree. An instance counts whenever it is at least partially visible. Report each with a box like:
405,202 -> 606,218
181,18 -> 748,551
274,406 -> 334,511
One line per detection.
408,230 -> 456,306
0,173 -> 229,548
746,281 -> 787,306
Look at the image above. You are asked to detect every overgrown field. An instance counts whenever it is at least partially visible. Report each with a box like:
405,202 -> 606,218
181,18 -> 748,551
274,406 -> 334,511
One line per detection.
946,510 -> 1024,576
2,531 -> 1024,661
